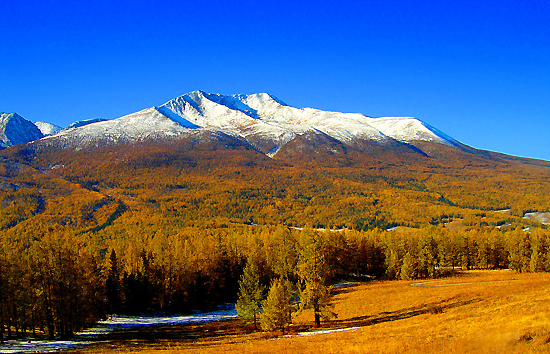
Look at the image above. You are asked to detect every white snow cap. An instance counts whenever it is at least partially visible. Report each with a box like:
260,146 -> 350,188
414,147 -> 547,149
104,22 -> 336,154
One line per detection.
35,121 -> 63,136
34,91 -> 460,154
0,112 -> 44,148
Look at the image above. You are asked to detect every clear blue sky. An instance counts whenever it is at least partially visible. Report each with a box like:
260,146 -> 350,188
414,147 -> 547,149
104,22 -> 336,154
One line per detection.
2,0 -> 549,160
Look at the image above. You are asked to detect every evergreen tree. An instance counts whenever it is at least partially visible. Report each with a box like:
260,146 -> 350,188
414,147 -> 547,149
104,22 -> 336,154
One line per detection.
0,249 -> 6,343
236,254 -> 265,329
385,249 -> 401,279
417,232 -> 438,278
488,230 -> 506,269
266,226 -> 299,324
297,226 -> 335,328
268,225 -> 297,281
105,249 -> 122,314
260,278 -> 291,333
400,252 -> 416,280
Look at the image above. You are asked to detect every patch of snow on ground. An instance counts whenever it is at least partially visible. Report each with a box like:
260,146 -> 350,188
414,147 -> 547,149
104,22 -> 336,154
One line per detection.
524,212 -> 550,225
0,340 -> 90,354
297,327 -> 361,336
332,282 -> 360,289
0,307 -> 237,354
94,308 -> 237,329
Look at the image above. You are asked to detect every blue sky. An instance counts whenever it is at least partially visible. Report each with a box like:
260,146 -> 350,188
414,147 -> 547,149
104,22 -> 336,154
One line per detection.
2,0 -> 549,160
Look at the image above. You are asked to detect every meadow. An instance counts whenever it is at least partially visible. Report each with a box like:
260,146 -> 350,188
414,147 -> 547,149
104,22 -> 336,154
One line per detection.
70,270 -> 550,353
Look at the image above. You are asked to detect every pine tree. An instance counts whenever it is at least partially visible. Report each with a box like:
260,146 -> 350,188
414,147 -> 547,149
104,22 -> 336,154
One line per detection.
260,278 -> 291,333
297,225 -> 335,328
0,248 -> 6,343
236,254 -> 265,329
268,225 -> 297,280
105,249 -> 122,314
267,226 -> 298,323
400,252 -> 416,280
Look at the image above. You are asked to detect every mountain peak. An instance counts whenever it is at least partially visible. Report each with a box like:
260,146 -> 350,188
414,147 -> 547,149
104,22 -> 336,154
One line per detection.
67,118 -> 109,129
1,112 -> 44,148
17,91 -> 464,158
368,117 -> 459,147
35,121 -> 63,136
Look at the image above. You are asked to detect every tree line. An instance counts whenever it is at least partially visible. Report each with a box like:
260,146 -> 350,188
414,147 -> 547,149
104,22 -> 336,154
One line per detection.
2,224 -> 550,341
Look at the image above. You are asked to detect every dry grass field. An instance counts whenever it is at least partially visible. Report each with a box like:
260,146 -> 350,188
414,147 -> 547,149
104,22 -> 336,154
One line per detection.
73,270 -> 550,354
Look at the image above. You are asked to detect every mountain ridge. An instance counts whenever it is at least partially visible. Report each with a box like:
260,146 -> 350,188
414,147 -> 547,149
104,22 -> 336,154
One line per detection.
0,112 -> 44,149
4,91 -> 544,165
23,90 -> 464,159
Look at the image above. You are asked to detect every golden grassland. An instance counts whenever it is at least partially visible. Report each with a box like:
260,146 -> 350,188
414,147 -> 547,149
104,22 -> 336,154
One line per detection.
72,270 -> 550,354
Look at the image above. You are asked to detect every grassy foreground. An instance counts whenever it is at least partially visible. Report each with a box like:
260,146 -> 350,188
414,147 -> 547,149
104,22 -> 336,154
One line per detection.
73,270 -> 550,353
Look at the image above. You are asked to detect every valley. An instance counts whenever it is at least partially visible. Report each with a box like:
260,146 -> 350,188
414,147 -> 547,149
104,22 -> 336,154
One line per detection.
1,91 -> 550,352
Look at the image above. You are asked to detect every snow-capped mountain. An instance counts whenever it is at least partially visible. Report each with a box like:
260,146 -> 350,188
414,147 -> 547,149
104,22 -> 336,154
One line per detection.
0,112 -> 44,149
31,91 -> 461,157
40,108 -> 192,150
367,117 -> 460,147
35,121 -> 63,136
66,118 -> 109,129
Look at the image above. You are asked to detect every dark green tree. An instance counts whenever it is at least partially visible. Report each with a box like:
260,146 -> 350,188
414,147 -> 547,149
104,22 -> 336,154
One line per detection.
105,249 -> 122,314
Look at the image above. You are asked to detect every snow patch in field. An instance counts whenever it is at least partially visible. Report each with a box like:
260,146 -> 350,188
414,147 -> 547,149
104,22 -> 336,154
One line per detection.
332,282 -> 360,289
0,340 -> 90,353
297,327 -> 361,336
523,212 -> 550,225
0,307 -> 237,354
95,308 -> 237,329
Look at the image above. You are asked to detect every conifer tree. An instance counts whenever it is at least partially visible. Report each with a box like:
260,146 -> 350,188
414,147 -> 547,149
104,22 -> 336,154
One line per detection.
268,225 -> 297,281
105,249 -> 122,314
0,250 -> 6,343
417,231 -> 438,278
236,254 -> 265,329
385,249 -> 401,279
260,278 -> 291,333
297,225 -> 335,328
268,226 -> 298,323
400,252 -> 416,280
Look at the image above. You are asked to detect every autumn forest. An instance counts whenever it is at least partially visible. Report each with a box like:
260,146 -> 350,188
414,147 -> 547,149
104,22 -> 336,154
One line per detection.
1,138 -> 550,341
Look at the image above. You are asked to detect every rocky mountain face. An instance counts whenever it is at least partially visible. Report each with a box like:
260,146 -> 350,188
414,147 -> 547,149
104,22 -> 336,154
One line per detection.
19,91 -> 466,159
35,122 -> 63,136
0,112 -> 44,149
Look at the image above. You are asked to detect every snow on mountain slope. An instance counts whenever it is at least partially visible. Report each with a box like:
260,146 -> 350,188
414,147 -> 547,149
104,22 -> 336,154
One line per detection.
35,121 -> 63,136
160,91 -> 296,155
40,108 -> 192,150
233,93 -> 388,143
0,112 -> 44,148
30,90 -> 462,157
67,118 -> 109,129
159,91 -> 390,155
367,117 -> 459,147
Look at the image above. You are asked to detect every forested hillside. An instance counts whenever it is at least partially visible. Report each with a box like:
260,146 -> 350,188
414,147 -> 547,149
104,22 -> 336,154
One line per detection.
1,138 -> 550,340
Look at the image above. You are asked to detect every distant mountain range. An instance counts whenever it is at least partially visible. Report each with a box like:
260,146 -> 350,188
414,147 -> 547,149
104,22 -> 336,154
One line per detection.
2,90 -> 550,237
13,89 -> 550,170
1,90 -> 472,160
